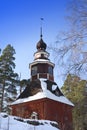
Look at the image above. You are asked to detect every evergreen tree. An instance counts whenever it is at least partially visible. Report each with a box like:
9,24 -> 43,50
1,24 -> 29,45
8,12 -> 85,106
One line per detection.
0,44 -> 18,112
61,74 -> 87,130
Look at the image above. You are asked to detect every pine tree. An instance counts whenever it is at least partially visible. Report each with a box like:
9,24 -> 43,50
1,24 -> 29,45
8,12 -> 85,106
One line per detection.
0,44 -> 18,112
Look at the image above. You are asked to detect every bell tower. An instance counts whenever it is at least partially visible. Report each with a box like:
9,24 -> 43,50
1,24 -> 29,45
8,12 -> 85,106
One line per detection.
29,18 -> 54,81
29,21 -> 54,81
29,36 -> 54,81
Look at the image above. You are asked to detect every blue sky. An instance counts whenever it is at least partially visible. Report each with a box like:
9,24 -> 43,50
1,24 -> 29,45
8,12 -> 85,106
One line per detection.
0,0 -> 69,87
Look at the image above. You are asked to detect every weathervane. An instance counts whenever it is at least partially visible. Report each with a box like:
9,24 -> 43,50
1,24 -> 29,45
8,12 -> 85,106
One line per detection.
40,18 -> 44,39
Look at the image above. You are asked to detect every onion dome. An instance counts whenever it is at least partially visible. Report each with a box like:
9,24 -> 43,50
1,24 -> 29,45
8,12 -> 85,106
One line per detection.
36,38 -> 47,51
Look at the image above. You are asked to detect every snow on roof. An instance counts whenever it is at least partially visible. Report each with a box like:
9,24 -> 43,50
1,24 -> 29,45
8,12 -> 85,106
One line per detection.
30,59 -> 54,67
12,78 -> 74,106
52,84 -> 57,91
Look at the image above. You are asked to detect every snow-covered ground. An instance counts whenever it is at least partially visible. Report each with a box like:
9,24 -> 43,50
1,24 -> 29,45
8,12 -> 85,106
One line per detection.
0,113 -> 59,130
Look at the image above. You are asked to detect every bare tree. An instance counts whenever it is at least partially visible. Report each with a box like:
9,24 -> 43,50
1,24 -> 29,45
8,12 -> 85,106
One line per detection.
50,0 -> 87,79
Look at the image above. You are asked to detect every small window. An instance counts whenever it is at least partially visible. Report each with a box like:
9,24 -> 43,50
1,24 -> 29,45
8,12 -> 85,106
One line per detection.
48,66 -> 53,75
31,66 -> 37,76
30,112 -> 38,119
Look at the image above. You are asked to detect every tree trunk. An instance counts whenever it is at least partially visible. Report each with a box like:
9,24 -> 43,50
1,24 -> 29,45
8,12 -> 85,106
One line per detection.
1,80 -> 5,112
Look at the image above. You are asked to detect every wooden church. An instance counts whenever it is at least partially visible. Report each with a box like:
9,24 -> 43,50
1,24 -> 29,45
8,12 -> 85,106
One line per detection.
10,29 -> 74,130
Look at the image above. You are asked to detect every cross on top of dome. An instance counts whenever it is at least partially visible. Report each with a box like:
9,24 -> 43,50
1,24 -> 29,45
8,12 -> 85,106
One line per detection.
36,18 -> 47,51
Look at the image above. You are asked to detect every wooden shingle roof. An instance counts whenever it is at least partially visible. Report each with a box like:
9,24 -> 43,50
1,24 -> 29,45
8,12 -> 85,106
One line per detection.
17,79 -> 63,99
